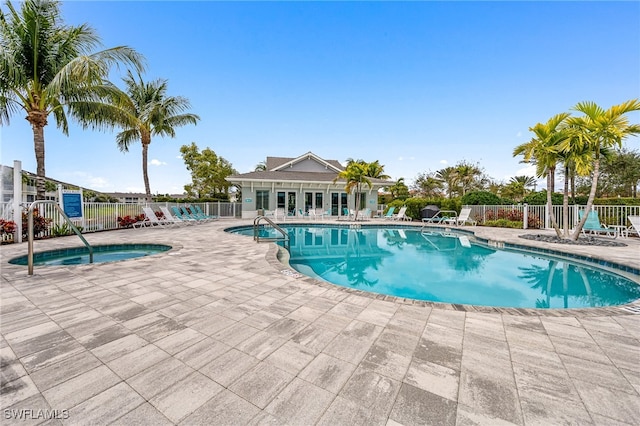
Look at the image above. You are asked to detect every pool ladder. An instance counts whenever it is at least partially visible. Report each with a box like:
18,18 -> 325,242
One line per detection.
27,200 -> 93,275
253,216 -> 289,249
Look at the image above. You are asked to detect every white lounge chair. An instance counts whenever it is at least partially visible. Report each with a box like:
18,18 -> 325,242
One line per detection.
627,215 -> 640,237
160,206 -> 192,226
308,208 -> 325,220
443,208 -> 477,226
274,208 -> 287,221
135,207 -> 171,228
392,206 -> 411,221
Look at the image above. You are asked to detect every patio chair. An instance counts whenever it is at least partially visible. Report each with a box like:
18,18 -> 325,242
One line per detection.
134,207 -> 171,228
308,208 -> 325,220
274,208 -> 287,221
443,208 -> 476,226
171,206 -> 199,224
382,206 -> 396,220
160,206 -> 192,226
392,206 -> 411,221
357,208 -> 371,221
578,210 -> 613,237
628,215 -> 640,237
192,205 -> 218,220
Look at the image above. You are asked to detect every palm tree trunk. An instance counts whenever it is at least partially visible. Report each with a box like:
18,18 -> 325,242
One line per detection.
30,118 -> 47,200
142,143 -> 152,202
571,159 -> 601,240
562,165 -> 570,237
547,169 -> 561,237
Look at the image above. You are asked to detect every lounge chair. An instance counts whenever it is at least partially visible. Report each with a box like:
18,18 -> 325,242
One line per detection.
628,215 -> 640,237
356,208 -> 371,221
171,206 -> 199,223
192,205 -> 217,220
443,208 -> 476,226
274,208 -> 287,221
382,206 -> 396,220
134,207 -> 171,228
392,206 -> 411,221
578,210 -> 613,237
308,208 -> 325,220
160,206 -> 192,226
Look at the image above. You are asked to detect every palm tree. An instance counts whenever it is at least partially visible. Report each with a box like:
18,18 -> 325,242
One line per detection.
363,160 -> 390,180
566,99 -> 640,240
513,113 -> 570,237
413,172 -> 443,197
454,162 -> 482,195
109,71 -> 200,201
435,167 -> 459,198
0,0 -> 145,199
254,161 -> 267,172
333,160 -> 372,220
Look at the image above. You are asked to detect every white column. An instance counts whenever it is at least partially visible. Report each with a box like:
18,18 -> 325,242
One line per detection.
13,160 -> 22,243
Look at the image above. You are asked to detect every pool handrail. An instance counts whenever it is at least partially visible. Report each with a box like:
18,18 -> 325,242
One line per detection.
28,200 -> 93,275
253,215 -> 289,248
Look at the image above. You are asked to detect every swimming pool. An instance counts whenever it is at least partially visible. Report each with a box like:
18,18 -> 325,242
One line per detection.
228,224 -> 640,309
8,244 -> 172,266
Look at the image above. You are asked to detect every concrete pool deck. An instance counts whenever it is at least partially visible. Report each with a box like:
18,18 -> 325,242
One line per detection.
1,219 -> 639,425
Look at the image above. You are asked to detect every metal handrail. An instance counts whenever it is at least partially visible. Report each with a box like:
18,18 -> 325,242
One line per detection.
28,200 -> 93,275
253,215 -> 289,247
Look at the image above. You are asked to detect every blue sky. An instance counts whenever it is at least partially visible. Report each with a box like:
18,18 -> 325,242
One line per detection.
2,1 -> 639,195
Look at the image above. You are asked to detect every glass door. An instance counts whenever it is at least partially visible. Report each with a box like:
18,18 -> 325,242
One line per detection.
287,192 -> 296,216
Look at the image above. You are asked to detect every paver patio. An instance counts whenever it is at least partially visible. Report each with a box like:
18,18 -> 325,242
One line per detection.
1,219 -> 639,425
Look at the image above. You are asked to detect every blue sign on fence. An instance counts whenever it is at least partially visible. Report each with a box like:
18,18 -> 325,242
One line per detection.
62,193 -> 83,219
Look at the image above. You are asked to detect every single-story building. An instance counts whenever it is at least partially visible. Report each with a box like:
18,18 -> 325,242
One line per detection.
226,152 -> 393,219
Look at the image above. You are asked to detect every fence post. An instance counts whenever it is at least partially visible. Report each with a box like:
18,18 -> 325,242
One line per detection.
13,160 -> 23,243
523,203 -> 528,229
544,204 -> 549,229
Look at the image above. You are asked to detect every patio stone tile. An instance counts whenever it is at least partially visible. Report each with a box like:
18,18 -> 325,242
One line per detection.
264,341 -> 316,375
236,331 -> 286,360
316,395 -> 388,426
67,382 -> 144,426
153,328 -> 207,355
412,335 -> 463,372
620,367 -> 640,394
327,301 -> 366,318
560,353 -> 636,393
287,306 -> 325,322
228,362 -> 294,409
550,337 -> 612,365
517,388 -> 592,425
130,291 -> 168,305
458,367 -> 522,425
180,389 -> 261,425
4,321 -> 61,351
304,296 -> 339,312
290,323 -> 337,353
110,402 -> 173,426
323,333 -> 375,365
174,337 -> 231,369
65,316 -> 119,340
264,377 -> 334,425
149,371 -> 223,423
338,366 -> 401,414
389,383 -> 457,426
20,339 -> 86,373
541,317 -> 594,341
2,393 -> 58,426
221,304 -> 262,321
126,357 -> 193,400
298,353 -> 358,394
29,351 -> 102,391
90,334 -> 148,363
76,324 -> 132,350
106,344 -> 170,380
0,375 -> 40,408
361,343 -> 412,381
264,317 -> 310,340
104,303 -> 150,322
375,329 -> 421,355
427,309 -> 466,330
404,358 -> 459,401
133,317 -> 187,342
189,314 -> 237,336
199,348 -> 260,387
573,379 -> 640,424
241,310 -> 284,330
42,365 -> 121,410
455,403 -> 521,426
212,322 -> 260,347
512,361 -> 581,402
312,313 -> 353,333
0,311 -> 50,335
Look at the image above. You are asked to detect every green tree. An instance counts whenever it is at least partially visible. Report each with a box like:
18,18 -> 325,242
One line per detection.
566,99 -> 640,240
110,71 -> 200,201
435,166 -> 458,198
413,172 -> 443,197
454,161 -> 484,196
387,177 -> 410,200
0,0 -> 145,199
254,161 -> 267,172
514,113 -> 570,237
180,142 -> 236,198
334,159 -> 373,220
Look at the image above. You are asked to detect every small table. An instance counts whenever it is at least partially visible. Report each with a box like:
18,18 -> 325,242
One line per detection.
610,225 -> 628,238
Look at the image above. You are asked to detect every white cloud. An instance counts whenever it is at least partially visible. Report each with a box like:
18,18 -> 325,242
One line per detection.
439,160 -> 448,165
397,156 -> 415,161
516,131 -> 522,138
125,186 -> 144,193
62,171 -> 113,190
149,159 -> 167,166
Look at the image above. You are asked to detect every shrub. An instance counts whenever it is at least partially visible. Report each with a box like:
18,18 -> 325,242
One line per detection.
117,214 -> 145,228
21,208 -> 52,239
484,219 -> 522,229
461,191 -> 501,206
387,197 -> 462,220
0,219 -> 16,234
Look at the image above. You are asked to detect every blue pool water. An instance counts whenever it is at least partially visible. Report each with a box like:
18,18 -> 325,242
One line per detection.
228,225 -> 640,309
8,244 -> 172,266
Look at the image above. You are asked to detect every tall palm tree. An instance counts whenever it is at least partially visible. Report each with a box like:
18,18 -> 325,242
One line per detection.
435,166 -> 458,198
363,160 -> 390,180
454,162 -> 482,195
333,160 -> 372,220
0,0 -> 145,199
566,99 -> 640,240
513,113 -> 570,237
109,70 -> 200,201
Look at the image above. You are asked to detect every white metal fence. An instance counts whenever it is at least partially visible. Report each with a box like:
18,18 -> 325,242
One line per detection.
467,204 -> 640,229
1,201 -> 243,239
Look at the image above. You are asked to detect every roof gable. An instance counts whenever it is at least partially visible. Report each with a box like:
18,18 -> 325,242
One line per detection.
269,152 -> 343,173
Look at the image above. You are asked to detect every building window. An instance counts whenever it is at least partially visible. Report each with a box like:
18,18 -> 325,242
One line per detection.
256,190 -> 269,210
277,192 -> 286,209
315,193 -> 323,210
